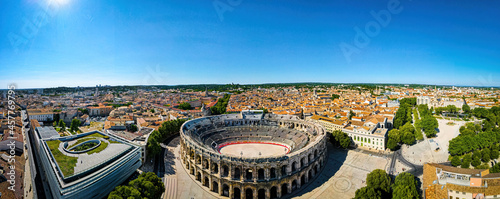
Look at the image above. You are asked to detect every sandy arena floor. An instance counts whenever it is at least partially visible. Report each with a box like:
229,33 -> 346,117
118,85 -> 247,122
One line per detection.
219,143 -> 289,158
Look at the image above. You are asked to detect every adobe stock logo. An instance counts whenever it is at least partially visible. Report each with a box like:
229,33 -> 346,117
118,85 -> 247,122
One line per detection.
212,0 -> 243,22
7,0 -> 62,53
339,0 -> 405,63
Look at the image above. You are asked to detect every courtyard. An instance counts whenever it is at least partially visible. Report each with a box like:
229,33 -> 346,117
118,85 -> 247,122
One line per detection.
402,119 -> 466,166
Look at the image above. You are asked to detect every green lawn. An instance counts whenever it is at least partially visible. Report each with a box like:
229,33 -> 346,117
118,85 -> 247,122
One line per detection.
109,140 -> 121,144
87,141 -> 108,155
67,132 -> 111,154
46,140 -> 78,177
67,137 -> 96,149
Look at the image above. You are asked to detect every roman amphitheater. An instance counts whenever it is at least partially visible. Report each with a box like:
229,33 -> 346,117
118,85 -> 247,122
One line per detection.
180,110 -> 328,199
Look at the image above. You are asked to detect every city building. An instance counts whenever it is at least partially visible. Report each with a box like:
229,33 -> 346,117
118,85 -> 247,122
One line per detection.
423,163 -> 500,199
27,109 -> 54,122
88,105 -> 113,117
310,114 -> 390,151
31,127 -> 142,199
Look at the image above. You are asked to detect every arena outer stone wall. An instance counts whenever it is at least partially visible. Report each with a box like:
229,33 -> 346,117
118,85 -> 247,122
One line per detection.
180,113 -> 328,199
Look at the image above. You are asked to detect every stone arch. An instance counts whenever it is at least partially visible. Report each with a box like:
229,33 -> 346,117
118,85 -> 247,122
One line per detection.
203,159 -> 209,169
308,169 -> 313,179
270,186 -> 278,199
196,155 -> 201,164
203,176 -> 209,187
281,183 -> 289,196
212,181 -> 219,193
245,188 -> 253,199
234,167 -> 241,180
196,172 -> 201,181
222,165 -> 229,177
190,166 -> 194,175
308,153 -> 313,163
234,187 -> 241,199
292,161 -> 298,172
314,149 -> 318,159
270,168 -> 277,179
281,165 -> 287,176
258,189 -> 266,199
212,162 -> 218,173
301,157 -> 306,168
314,164 -> 319,174
301,174 -> 306,185
292,179 -> 298,191
258,168 -> 265,180
245,168 -> 253,181
222,184 -> 229,197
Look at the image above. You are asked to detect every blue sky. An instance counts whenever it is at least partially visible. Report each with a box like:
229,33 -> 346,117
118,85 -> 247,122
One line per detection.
1,0 -> 499,89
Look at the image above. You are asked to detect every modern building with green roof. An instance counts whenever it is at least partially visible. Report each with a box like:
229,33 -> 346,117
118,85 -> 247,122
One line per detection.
33,127 -> 142,199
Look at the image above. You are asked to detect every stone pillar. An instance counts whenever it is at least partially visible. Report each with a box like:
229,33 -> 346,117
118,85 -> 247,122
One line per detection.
228,164 -> 232,179
229,184 -> 234,199
265,188 -> 270,199
208,175 -> 212,190
218,180 -> 222,195
277,166 -> 282,179
288,180 -> 292,194
253,166 -> 258,182
265,167 -> 270,181
277,185 -> 281,198
218,162 -> 221,176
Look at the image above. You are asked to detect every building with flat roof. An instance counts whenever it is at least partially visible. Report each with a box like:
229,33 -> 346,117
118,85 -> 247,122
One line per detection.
32,128 -> 142,199
309,114 -> 389,151
27,109 -> 54,122
423,163 -> 500,199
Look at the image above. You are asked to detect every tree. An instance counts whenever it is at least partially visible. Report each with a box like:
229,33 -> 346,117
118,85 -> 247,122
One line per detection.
472,156 -> 481,168
354,187 -> 382,199
108,185 -> 141,199
147,119 -> 186,157
400,123 -> 416,145
387,129 -> 401,150
424,128 -> 437,138
482,148 -> 491,162
392,173 -> 419,199
473,150 -> 482,160
70,119 -> 81,133
490,164 -> 500,173
331,94 -> 340,100
462,104 -> 471,114
210,94 -> 231,115
461,154 -> 471,169
178,102 -> 192,110
387,138 -> 399,151
366,169 -> 391,194
147,136 -> 161,158
58,119 -> 66,132
130,124 -> 138,132
388,129 -> 401,143
349,110 -> 356,120
491,145 -> 499,159
129,172 -> 165,199
331,130 -> 351,149
451,156 -> 461,167
108,172 -> 164,199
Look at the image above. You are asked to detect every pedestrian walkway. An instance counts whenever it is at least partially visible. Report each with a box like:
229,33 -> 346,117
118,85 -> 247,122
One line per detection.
164,177 -> 177,199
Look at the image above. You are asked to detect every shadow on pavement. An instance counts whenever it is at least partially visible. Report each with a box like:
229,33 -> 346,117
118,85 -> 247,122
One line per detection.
292,142 -> 348,198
